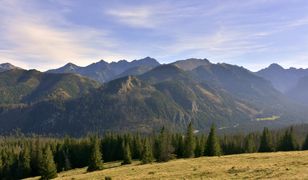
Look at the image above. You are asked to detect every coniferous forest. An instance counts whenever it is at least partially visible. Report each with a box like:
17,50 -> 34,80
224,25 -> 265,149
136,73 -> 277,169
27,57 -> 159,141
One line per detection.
0,124 -> 308,180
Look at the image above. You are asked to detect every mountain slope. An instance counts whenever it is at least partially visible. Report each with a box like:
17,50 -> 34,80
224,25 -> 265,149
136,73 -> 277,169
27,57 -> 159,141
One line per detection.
0,60 -> 308,135
0,69 -> 100,105
47,57 -> 160,83
256,63 -> 308,93
286,76 -> 308,106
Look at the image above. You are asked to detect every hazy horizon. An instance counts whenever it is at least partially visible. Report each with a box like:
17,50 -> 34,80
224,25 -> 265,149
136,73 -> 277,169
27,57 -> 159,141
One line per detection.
1,0 -> 308,71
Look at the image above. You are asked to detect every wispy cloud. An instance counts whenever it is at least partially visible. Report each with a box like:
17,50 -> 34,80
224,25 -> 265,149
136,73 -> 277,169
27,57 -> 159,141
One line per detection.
1,0 -> 308,71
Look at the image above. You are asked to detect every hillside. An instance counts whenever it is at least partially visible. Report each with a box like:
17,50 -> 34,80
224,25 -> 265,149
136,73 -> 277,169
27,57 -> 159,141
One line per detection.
0,69 -> 100,104
25,151 -> 308,180
1,60 -> 308,135
286,76 -> 308,106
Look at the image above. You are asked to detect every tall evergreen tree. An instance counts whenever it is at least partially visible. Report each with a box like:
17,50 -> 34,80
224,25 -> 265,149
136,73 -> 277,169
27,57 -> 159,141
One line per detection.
278,127 -> 297,151
174,134 -> 184,158
244,134 -> 256,153
184,122 -> 195,158
132,134 -> 143,159
87,137 -> 103,172
194,135 -> 205,157
157,127 -> 174,162
204,124 -> 221,156
121,142 -> 132,165
17,147 -> 32,179
39,145 -> 58,180
302,134 -> 308,150
140,139 -> 153,164
259,127 -> 273,152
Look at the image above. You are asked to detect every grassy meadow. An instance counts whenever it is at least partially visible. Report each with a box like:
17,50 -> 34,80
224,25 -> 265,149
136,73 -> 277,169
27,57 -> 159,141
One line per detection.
25,150 -> 308,180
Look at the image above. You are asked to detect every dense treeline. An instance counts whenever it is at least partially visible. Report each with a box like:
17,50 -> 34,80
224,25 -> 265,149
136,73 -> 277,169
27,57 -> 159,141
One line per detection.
0,124 -> 308,179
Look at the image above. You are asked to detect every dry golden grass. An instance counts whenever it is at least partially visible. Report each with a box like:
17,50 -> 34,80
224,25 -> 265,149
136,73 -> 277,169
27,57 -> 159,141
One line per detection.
25,151 -> 308,180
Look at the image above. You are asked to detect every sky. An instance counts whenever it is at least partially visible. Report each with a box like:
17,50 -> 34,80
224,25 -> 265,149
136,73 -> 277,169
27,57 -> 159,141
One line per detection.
1,0 -> 308,71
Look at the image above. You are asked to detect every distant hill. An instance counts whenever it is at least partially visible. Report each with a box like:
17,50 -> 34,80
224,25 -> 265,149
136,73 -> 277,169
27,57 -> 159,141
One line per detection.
0,69 -> 100,105
256,63 -> 308,93
0,63 -> 21,72
286,76 -> 308,106
47,57 -> 160,83
1,60 -> 308,135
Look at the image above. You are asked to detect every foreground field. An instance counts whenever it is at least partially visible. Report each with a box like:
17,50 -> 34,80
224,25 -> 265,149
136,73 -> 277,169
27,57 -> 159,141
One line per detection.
26,151 -> 308,180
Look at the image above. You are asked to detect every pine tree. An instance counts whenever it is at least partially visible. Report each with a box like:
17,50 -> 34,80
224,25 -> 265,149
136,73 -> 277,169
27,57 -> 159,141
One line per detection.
157,127 -> 174,162
244,134 -> 256,153
0,151 -> 3,178
17,147 -> 32,179
194,136 -> 205,157
302,134 -> 308,150
174,134 -> 184,158
204,124 -> 221,156
39,145 -> 58,180
122,142 -> 132,165
278,127 -> 297,151
87,137 -> 103,172
132,134 -> 142,159
184,122 -> 195,158
258,127 -> 273,152
141,139 -> 153,164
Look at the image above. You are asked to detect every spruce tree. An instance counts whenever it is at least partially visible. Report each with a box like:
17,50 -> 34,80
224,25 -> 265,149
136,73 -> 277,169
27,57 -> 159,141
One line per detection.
17,147 -> 31,179
244,134 -> 256,153
157,127 -> 173,162
302,134 -> 308,150
39,145 -> 58,180
204,124 -> 221,156
194,136 -> 205,157
258,127 -> 273,152
184,122 -> 195,158
132,134 -> 142,159
141,139 -> 153,164
87,137 -> 103,172
122,142 -> 132,165
278,127 -> 297,151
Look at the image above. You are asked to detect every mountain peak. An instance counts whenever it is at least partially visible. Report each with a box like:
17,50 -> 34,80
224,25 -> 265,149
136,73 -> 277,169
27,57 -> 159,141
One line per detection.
0,63 -> 21,72
131,57 -> 160,66
268,63 -> 284,70
173,58 -> 210,71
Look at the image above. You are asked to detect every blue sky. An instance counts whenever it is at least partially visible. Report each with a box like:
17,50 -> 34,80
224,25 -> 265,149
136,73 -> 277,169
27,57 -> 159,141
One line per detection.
1,0 -> 308,71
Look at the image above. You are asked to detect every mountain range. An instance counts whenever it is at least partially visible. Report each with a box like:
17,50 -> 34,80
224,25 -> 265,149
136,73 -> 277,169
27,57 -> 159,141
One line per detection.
47,57 -> 160,83
256,63 -> 308,106
0,58 -> 308,136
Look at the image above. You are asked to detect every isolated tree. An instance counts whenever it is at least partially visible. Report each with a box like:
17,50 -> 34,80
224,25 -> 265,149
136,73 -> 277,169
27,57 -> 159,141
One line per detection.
278,127 -> 298,151
157,127 -> 173,162
184,122 -> 195,158
39,145 -> 57,180
204,124 -> 221,156
121,142 -> 132,165
302,134 -> 308,150
258,127 -> 273,152
141,139 -> 153,164
17,147 -> 31,179
87,137 -> 103,172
